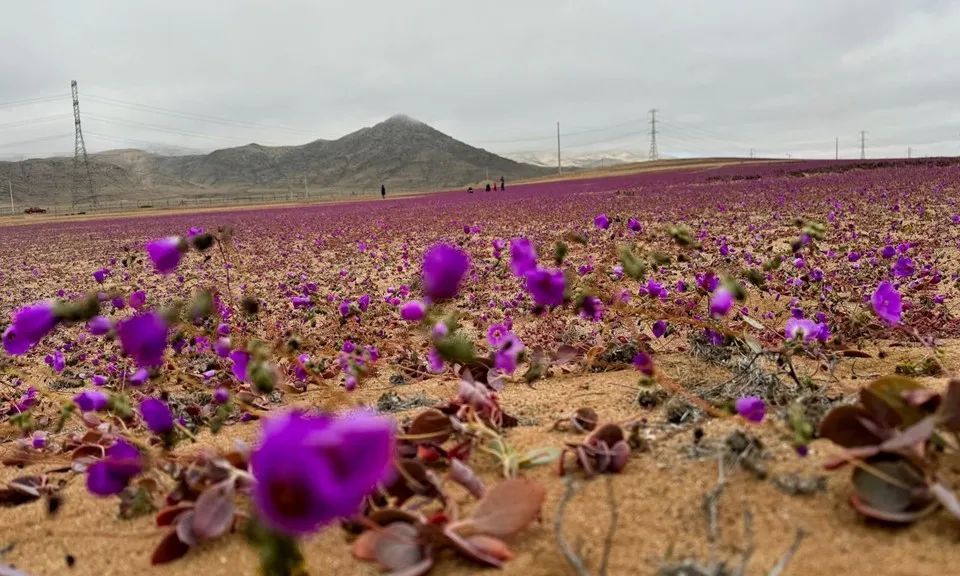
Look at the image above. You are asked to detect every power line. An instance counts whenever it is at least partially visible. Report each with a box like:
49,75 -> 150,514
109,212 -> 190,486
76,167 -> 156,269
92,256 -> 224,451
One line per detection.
84,94 -> 338,138
0,94 -> 70,109
83,113 -> 288,146
648,109 -> 659,161
0,133 -> 73,149
0,114 -> 73,130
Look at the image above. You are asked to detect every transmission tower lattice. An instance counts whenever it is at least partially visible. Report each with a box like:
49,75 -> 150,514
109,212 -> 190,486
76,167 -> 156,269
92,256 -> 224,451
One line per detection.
648,108 -> 659,161
71,80 -> 95,209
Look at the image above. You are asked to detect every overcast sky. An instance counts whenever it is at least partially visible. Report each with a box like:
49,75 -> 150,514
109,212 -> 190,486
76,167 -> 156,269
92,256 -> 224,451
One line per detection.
1,0 -> 958,161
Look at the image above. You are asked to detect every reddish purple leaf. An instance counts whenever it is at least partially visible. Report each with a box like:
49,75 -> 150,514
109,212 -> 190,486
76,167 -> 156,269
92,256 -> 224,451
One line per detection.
879,416 -> 936,452
151,530 -> 191,565
449,459 -> 485,499
175,510 -> 198,547
373,522 -> 423,571
930,483 -> 960,520
156,503 -> 193,526
406,409 -> 453,444
191,484 -> 236,540
459,478 -> 546,538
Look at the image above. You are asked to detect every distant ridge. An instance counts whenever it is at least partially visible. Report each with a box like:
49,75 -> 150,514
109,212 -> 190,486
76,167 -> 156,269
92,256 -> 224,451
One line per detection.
0,115 -> 553,205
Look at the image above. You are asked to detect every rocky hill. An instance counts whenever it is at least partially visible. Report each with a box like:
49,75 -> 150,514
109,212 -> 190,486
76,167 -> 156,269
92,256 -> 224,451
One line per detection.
0,115 -> 552,207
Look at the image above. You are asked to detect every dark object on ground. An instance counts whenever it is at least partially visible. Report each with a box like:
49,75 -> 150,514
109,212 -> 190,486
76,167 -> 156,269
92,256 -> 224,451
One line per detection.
381,184 -> 386,199
468,187 -> 474,194
485,183 -> 491,192
24,207 -> 47,214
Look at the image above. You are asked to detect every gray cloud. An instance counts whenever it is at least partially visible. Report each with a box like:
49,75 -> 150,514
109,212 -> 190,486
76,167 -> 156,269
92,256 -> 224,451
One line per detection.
1,0 -> 958,161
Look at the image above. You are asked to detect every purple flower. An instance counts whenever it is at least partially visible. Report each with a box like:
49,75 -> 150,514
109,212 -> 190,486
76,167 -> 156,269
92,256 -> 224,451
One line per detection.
735,396 -> 766,423
578,295 -> 603,321
427,347 -> 444,373
421,244 -> 470,301
129,367 -> 149,386
87,316 -> 112,336
291,296 -> 311,309
214,337 -> 231,358
250,409 -> 395,536
785,318 -> 817,342
117,313 -> 169,367
487,324 -> 508,346
74,389 -> 109,412
399,300 -> 426,322
872,281 -> 902,326
139,398 -> 174,434
525,268 -> 566,307
594,213 -> 610,230
92,374 -> 108,386
93,268 -> 109,284
632,352 -> 654,376
2,301 -> 58,355
231,350 -> 251,382
709,288 -> 734,317
128,290 -> 146,310
86,440 -> 142,496
32,431 -> 47,450
494,334 -> 524,374
627,218 -> 642,232
893,257 -> 915,277
187,227 -> 204,238
881,245 -> 896,259
53,350 -> 65,373
213,387 -> 230,404
145,236 -> 186,275
509,238 -> 537,278
652,320 -> 667,339
357,295 -> 371,312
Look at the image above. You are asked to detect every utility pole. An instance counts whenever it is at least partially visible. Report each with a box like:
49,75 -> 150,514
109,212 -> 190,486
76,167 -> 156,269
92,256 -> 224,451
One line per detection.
860,131 -> 867,160
907,147 -> 912,159
71,80 -> 95,210
556,121 -> 561,174
835,137 -> 838,160
302,175 -> 308,199
749,148 -> 755,159
648,109 -> 659,161
7,181 -> 12,215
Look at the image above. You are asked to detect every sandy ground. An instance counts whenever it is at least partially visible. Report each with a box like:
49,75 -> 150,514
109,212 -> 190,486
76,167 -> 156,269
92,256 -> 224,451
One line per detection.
0,157 -> 760,228
2,341 -> 958,576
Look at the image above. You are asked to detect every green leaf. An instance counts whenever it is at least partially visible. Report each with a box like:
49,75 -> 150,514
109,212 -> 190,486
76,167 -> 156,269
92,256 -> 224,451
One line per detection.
518,447 -> 561,468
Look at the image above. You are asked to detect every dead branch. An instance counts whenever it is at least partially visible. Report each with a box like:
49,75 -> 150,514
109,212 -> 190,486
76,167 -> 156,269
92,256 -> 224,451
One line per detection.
555,476 -> 591,576
702,452 -> 728,559
734,509 -> 755,576
766,528 -> 806,576
599,476 -> 619,576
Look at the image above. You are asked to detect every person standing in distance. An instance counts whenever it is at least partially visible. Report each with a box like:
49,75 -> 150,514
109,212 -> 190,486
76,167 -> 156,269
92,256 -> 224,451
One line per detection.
500,175 -> 505,190
381,184 -> 386,199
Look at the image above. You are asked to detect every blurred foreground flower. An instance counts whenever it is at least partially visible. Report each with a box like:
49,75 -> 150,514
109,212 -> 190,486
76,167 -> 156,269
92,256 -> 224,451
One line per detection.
145,236 -> 187,275
871,281 -> 902,326
525,268 -> 565,307
709,287 -> 733,317
422,244 -> 469,301
250,409 -> 395,536
509,238 -> 537,277
87,440 -> 143,496
2,301 -> 58,355
735,396 -> 766,423
117,313 -> 169,367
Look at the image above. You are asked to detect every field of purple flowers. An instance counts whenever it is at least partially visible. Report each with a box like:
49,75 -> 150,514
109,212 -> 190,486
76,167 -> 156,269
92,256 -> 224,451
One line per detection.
3,158 -> 960,576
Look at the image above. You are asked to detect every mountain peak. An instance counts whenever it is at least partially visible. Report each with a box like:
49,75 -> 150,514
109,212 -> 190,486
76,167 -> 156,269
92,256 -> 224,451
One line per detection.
382,114 -> 423,126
